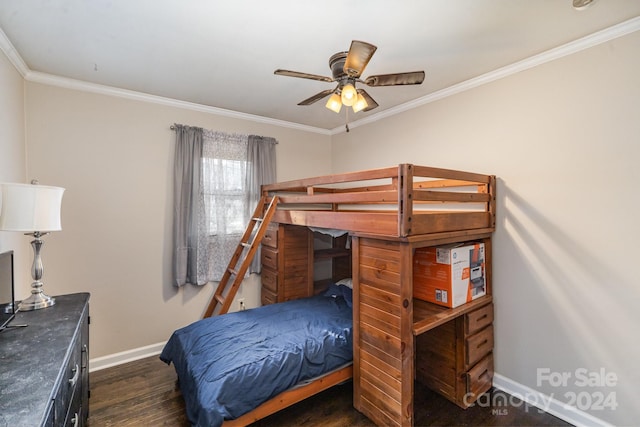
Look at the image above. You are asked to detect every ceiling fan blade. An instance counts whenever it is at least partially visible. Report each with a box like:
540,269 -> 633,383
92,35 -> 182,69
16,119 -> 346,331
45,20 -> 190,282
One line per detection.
364,71 -> 425,86
358,89 -> 379,112
274,69 -> 333,83
343,40 -> 377,77
298,89 -> 335,106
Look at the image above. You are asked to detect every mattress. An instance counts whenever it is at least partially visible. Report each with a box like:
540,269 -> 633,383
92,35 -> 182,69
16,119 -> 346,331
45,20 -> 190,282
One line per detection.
160,287 -> 353,427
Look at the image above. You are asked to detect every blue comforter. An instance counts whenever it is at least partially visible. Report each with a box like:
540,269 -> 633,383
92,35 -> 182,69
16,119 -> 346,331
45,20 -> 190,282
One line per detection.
160,290 -> 353,427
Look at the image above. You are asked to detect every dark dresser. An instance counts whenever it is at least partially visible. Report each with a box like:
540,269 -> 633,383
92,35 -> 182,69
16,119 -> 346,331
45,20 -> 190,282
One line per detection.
0,293 -> 90,426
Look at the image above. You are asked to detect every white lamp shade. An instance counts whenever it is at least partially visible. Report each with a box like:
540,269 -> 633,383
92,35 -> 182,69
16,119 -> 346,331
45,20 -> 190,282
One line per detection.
0,183 -> 65,232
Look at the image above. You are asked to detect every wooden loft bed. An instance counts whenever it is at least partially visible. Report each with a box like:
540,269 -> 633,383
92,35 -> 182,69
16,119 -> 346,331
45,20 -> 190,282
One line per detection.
262,163 -> 495,238
258,163 -> 497,427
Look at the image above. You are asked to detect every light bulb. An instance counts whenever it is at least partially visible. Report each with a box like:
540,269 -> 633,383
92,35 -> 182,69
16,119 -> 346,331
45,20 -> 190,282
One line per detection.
352,93 -> 368,113
325,93 -> 342,113
341,84 -> 357,107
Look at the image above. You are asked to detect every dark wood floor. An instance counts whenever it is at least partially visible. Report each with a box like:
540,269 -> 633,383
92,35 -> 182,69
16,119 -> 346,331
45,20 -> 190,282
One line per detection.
88,356 -> 572,427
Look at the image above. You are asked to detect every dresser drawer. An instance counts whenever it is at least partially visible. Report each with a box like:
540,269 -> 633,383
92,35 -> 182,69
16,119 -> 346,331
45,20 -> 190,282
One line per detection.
261,247 -> 278,270
54,335 -> 82,425
465,325 -> 493,369
465,303 -> 493,336
261,267 -> 278,293
262,226 -> 278,248
465,353 -> 494,402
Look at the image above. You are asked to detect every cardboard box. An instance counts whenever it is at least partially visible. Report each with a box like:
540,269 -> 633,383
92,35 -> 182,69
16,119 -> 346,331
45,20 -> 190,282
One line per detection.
413,242 -> 486,308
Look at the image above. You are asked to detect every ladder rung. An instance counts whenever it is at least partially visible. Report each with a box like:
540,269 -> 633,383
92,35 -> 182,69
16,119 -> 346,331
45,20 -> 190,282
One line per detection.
228,267 -> 238,276
240,242 -> 251,248
215,294 -> 225,305
252,217 -> 264,223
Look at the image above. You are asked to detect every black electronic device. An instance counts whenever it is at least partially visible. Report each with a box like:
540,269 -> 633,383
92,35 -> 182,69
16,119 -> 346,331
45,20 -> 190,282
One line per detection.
0,250 -> 17,330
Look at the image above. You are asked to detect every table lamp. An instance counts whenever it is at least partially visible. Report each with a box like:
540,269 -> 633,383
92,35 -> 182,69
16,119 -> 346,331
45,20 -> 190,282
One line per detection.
0,181 -> 65,311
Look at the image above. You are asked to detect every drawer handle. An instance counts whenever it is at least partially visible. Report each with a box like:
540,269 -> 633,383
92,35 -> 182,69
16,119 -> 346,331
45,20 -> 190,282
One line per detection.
70,412 -> 79,427
81,344 -> 88,369
476,339 -> 488,348
465,368 -> 489,394
68,364 -> 79,387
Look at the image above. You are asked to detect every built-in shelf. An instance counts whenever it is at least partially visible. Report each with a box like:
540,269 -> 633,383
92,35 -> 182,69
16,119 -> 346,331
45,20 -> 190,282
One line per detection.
314,248 -> 351,259
413,295 -> 493,336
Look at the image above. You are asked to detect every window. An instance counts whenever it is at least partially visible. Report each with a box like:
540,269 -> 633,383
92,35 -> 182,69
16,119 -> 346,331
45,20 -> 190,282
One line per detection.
173,125 -> 276,286
202,158 -> 247,236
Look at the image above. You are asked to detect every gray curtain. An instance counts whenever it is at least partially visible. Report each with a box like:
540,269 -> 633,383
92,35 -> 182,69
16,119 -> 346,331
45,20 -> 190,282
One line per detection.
246,135 -> 277,273
173,124 -> 204,286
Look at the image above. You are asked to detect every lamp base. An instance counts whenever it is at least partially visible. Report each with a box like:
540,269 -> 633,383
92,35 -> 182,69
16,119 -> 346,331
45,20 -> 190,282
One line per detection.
18,282 -> 56,311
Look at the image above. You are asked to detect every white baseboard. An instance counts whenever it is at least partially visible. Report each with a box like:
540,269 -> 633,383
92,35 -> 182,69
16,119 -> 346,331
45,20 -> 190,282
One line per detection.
89,342 -> 166,372
493,372 -> 614,427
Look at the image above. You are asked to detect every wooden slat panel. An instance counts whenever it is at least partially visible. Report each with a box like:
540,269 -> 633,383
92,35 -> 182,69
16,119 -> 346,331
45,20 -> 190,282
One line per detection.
278,190 -> 398,204
360,303 -> 400,336
360,247 -> 400,270
360,323 -> 402,360
361,353 -> 401,384
361,387 -> 402,422
410,212 -> 490,235
359,396 -> 401,427
412,190 -> 491,203
360,285 -> 402,316
262,166 -> 399,191
414,179 -> 483,189
360,359 -> 402,401
360,340 -> 401,372
360,266 -> 401,292
411,165 -> 492,184
273,210 -> 398,235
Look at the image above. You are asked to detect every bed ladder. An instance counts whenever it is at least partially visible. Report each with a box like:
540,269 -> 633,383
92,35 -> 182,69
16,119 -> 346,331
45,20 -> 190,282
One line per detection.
203,195 -> 279,318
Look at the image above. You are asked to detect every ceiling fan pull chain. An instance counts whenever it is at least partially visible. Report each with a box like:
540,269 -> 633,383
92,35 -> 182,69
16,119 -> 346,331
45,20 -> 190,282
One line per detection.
345,107 -> 350,132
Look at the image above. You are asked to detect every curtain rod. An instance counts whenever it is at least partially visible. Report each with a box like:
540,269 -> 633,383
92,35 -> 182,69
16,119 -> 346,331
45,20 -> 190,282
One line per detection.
170,125 -> 277,143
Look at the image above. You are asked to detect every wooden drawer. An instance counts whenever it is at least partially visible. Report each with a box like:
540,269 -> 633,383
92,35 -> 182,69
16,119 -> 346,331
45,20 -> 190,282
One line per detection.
465,353 -> 494,402
261,267 -> 278,293
262,225 -> 278,248
261,287 -> 277,305
261,247 -> 278,270
465,302 -> 493,336
465,325 -> 493,369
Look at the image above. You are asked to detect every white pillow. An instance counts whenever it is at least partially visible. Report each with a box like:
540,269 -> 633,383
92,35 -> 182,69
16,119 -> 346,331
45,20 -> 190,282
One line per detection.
336,278 -> 353,289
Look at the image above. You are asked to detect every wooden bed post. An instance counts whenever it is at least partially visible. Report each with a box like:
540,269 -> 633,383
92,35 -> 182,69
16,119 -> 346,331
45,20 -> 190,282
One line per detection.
398,164 -> 413,237
351,235 -> 362,411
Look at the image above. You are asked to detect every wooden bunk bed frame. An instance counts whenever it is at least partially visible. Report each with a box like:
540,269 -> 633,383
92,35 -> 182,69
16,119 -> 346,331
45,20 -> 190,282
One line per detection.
228,164 -> 496,426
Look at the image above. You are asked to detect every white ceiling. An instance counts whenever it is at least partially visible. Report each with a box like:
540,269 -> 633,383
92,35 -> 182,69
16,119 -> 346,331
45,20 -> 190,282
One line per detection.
1,1 -> 639,132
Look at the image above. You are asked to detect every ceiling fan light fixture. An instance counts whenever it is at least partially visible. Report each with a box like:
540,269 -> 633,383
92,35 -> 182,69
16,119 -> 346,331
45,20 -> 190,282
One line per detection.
341,83 -> 357,107
352,93 -> 368,113
325,93 -> 342,113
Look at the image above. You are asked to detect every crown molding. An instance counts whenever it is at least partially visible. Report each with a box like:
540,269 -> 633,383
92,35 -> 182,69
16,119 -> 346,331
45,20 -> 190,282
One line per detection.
334,16 -> 640,135
0,26 -> 29,76
24,71 -> 331,135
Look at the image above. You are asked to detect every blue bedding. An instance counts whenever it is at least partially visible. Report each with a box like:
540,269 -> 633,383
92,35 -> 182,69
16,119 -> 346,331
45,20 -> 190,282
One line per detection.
160,288 -> 353,427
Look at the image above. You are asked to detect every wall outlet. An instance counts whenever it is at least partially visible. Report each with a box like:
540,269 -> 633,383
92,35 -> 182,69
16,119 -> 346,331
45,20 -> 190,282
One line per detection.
238,298 -> 246,311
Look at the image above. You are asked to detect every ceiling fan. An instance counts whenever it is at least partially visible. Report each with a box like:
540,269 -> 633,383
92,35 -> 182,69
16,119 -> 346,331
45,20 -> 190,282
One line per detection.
274,40 -> 425,115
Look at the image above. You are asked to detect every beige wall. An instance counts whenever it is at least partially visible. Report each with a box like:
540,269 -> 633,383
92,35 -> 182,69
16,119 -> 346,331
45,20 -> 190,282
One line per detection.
0,47 -> 30,288
23,82 -> 332,358
332,30 -> 640,425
